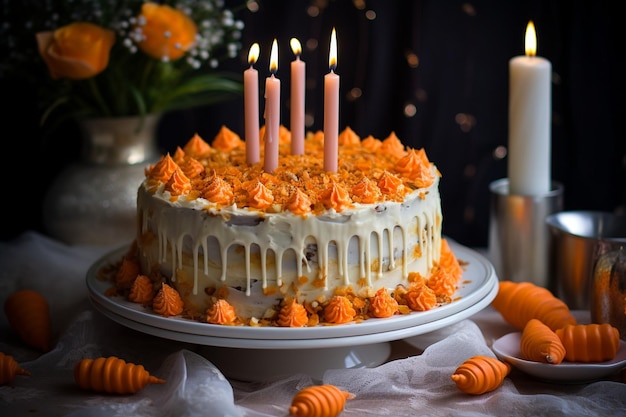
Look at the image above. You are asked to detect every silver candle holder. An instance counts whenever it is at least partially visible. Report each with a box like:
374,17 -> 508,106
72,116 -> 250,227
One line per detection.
488,178 -> 564,290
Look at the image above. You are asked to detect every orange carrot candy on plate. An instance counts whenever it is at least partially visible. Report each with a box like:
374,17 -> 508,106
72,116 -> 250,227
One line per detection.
520,318 -> 566,364
555,323 -> 621,362
4,289 -> 52,352
0,352 -> 30,385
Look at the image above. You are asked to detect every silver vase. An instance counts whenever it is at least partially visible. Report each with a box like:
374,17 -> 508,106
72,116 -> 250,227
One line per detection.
43,114 -> 160,246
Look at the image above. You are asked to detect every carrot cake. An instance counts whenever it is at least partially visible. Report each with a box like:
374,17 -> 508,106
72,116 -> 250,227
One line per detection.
112,125 -> 463,327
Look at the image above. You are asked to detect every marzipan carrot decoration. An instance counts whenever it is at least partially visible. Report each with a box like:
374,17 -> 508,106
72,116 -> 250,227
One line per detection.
0,352 -> 30,385
74,356 -> 165,394
289,384 -> 354,417
451,355 -> 511,395
520,318 -> 566,364
491,281 -> 577,331
4,289 -> 52,352
555,323 -> 621,362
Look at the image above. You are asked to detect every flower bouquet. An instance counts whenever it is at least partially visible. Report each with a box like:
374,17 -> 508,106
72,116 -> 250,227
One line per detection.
0,0 -> 245,129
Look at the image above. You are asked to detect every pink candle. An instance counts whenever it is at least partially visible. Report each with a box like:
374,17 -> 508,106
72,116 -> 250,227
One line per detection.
244,43 -> 260,165
324,28 -> 339,172
264,39 -> 280,173
290,38 -> 305,155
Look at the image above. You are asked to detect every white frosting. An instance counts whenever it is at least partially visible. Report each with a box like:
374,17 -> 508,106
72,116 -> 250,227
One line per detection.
137,168 -> 442,318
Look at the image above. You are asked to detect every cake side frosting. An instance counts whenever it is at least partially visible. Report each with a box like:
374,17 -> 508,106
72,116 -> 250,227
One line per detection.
137,175 -> 442,319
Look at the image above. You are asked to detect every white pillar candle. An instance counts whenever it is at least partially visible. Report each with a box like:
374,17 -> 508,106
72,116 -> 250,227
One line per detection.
324,28 -> 339,173
264,39 -> 280,174
244,43 -> 260,165
508,21 -> 552,195
290,38 -> 305,155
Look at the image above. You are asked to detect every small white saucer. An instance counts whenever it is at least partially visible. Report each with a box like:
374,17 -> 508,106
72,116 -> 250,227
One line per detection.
492,332 -> 626,383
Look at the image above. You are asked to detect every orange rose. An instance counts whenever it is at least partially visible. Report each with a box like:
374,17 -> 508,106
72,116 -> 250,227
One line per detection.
135,2 -> 197,61
36,22 -> 115,80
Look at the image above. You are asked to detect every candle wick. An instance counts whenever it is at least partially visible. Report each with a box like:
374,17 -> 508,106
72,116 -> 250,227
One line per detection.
330,65 -> 337,73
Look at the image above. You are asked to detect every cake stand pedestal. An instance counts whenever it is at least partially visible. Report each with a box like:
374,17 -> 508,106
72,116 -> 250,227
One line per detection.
197,343 -> 392,381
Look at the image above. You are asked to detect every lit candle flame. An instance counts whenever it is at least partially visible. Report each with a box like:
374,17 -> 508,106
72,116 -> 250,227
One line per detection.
290,38 -> 302,57
525,21 -> 537,57
248,43 -> 260,66
329,28 -> 337,71
269,38 -> 278,74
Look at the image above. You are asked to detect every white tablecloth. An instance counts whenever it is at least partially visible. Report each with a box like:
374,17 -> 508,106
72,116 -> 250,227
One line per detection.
1,232 -> 625,417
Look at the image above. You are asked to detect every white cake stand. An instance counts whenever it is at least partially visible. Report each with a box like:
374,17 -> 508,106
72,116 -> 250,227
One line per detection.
87,241 -> 498,381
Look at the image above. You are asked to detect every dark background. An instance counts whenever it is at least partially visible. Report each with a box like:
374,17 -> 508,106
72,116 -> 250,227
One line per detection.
2,0 -> 624,248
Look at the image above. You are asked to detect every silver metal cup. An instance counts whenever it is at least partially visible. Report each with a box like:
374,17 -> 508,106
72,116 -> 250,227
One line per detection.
546,210 -> 626,310
488,178 -> 564,290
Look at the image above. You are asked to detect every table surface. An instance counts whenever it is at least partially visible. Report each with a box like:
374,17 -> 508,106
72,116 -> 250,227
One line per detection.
1,232 -> 625,417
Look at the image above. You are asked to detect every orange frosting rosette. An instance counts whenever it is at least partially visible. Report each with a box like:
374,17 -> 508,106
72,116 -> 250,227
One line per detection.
202,174 -> 234,205
128,275 -> 155,304
369,288 -> 399,318
135,2 -> 197,61
212,126 -> 244,152
395,148 -> 435,188
405,282 -> 438,311
338,126 -> 360,145
153,283 -> 184,317
172,147 -> 186,164
245,180 -> 274,209
286,189 -> 312,215
361,135 -> 382,152
183,134 -> 212,157
351,177 -> 382,204
427,268 -> 458,298
318,182 -> 352,212
277,299 -> 309,327
146,154 -> 178,191
323,296 -> 356,324
377,171 -> 404,197
164,167 -> 191,197
178,156 -> 205,180
381,132 -> 407,159
36,22 -> 115,80
206,299 -> 237,325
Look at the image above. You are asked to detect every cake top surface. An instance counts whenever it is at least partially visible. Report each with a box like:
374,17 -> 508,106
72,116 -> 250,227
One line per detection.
145,125 -> 441,215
